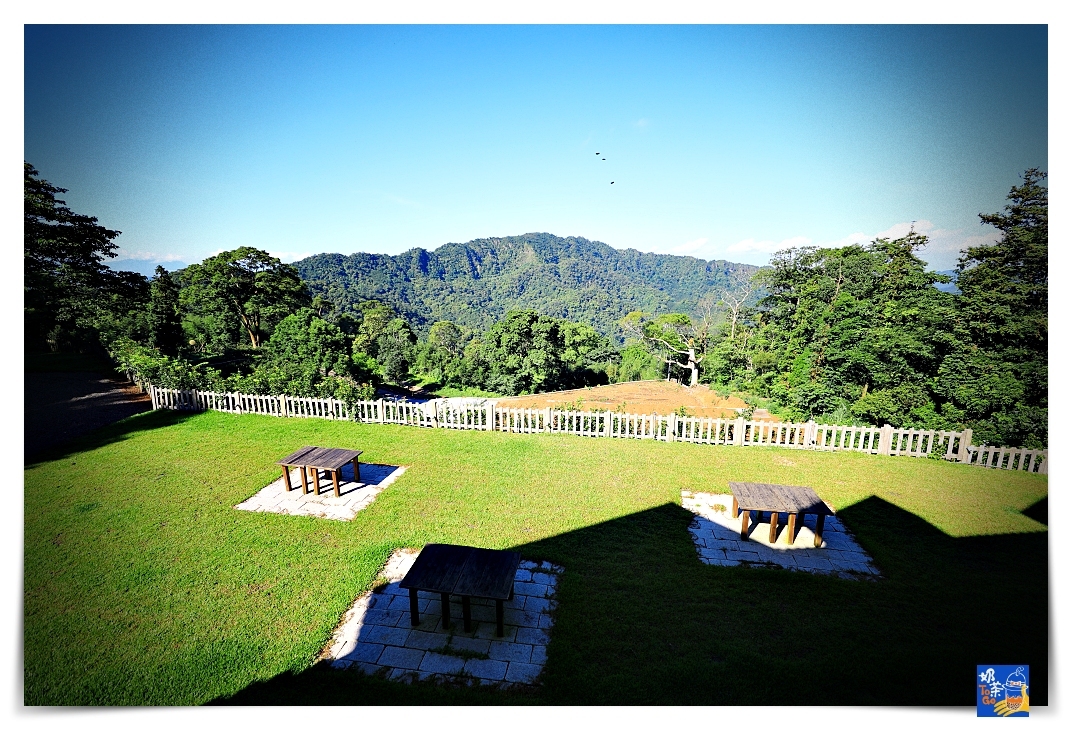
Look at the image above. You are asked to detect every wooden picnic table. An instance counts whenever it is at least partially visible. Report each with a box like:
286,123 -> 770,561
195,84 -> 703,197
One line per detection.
728,482 -> 835,547
276,446 -> 363,498
400,543 -> 521,637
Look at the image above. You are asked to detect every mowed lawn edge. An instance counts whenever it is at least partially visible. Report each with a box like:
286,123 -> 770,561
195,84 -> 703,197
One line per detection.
24,409 -> 1048,705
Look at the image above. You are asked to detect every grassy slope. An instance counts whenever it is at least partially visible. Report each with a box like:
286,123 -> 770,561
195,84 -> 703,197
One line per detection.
24,410 -> 1048,706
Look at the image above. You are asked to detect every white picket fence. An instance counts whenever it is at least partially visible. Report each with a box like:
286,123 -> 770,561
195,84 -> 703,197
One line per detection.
148,385 -> 1047,474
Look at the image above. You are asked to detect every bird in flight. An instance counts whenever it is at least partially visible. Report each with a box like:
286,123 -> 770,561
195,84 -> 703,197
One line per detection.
595,152 -> 600,155
602,158 -> 606,160
611,181 -> 615,184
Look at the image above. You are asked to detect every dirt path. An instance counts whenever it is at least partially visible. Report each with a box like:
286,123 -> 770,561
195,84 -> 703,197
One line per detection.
24,371 -> 151,460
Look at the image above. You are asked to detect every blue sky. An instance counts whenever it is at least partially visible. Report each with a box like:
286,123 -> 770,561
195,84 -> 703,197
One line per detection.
24,24 -> 1047,274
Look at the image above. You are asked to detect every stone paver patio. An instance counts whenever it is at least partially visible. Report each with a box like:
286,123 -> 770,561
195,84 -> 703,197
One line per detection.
682,490 -> 880,580
235,463 -> 405,521
324,548 -> 561,689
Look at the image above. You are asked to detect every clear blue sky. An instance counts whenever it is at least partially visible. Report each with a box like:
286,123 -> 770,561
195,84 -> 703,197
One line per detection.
24,24 -> 1047,274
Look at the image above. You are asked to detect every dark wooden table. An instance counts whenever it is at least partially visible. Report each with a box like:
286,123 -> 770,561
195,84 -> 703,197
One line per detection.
400,543 -> 521,637
276,446 -> 363,498
728,482 -> 835,547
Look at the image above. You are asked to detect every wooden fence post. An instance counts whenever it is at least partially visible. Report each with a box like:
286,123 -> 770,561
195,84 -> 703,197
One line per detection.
545,407 -> 552,433
957,428 -> 973,463
805,420 -> 817,448
378,399 -> 385,424
486,402 -> 495,431
877,424 -> 893,456
668,413 -> 677,442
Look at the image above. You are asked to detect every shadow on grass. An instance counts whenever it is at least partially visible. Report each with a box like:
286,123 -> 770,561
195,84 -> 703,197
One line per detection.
210,497 -> 1047,706
24,408 -> 201,467
1022,496 -> 1047,526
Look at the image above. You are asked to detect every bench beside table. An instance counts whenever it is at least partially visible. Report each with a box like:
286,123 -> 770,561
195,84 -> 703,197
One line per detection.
276,446 -> 363,498
728,482 -> 835,547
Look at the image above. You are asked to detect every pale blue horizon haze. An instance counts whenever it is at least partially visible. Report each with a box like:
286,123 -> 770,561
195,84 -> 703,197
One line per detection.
24,24 -> 1047,275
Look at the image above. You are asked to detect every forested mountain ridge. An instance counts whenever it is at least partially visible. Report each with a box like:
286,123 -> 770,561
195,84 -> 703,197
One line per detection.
294,232 -> 760,337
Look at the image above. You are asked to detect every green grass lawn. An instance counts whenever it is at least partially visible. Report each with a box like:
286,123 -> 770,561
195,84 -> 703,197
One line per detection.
24,410 -> 1048,706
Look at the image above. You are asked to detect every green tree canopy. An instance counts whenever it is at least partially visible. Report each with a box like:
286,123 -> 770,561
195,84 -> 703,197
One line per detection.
935,169 -> 1048,446
376,317 -> 417,384
24,162 -> 124,350
178,247 -> 310,350
351,300 -> 396,359
414,321 -> 472,388
730,233 -> 957,426
233,308 -> 379,400
148,266 -> 184,356
622,311 -> 712,386
478,310 -> 611,395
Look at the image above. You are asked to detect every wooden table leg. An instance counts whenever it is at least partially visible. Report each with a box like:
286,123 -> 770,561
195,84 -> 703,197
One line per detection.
281,466 -> 293,492
740,509 -> 750,539
496,599 -> 505,637
787,512 -> 798,544
331,469 -> 341,498
409,587 -> 420,627
440,592 -> 451,629
769,511 -> 779,543
352,457 -> 360,483
299,466 -> 309,495
462,596 -> 472,632
814,513 -> 826,548
732,496 -> 739,517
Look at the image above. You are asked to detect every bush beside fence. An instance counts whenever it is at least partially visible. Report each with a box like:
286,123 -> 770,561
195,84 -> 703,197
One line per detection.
149,385 -> 1047,474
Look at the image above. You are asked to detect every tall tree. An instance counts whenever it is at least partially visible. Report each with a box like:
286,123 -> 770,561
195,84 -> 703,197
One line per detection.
95,270 -> 151,349
957,168 -> 1047,353
480,310 -> 610,395
229,307 -> 380,399
351,300 -> 396,359
936,169 -> 1048,446
148,266 -> 184,356
376,318 -> 417,384
24,162 -> 122,350
178,247 -> 310,350
712,268 -> 756,341
622,311 -> 710,386
736,234 -> 956,425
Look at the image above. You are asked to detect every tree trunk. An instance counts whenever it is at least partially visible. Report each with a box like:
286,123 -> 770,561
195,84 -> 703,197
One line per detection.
240,313 -> 260,348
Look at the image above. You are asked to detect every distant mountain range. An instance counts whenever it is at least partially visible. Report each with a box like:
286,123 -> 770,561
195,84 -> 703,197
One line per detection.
294,232 -> 761,337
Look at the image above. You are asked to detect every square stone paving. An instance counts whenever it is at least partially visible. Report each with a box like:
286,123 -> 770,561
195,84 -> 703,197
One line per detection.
681,491 -> 880,580
323,548 -> 561,689
234,463 -> 405,521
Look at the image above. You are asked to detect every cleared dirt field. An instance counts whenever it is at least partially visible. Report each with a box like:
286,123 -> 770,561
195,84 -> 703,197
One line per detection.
494,379 -> 771,418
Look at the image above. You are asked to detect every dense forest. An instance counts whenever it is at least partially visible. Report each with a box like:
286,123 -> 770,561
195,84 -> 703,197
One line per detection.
25,162 -> 1047,447
295,233 -> 760,338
